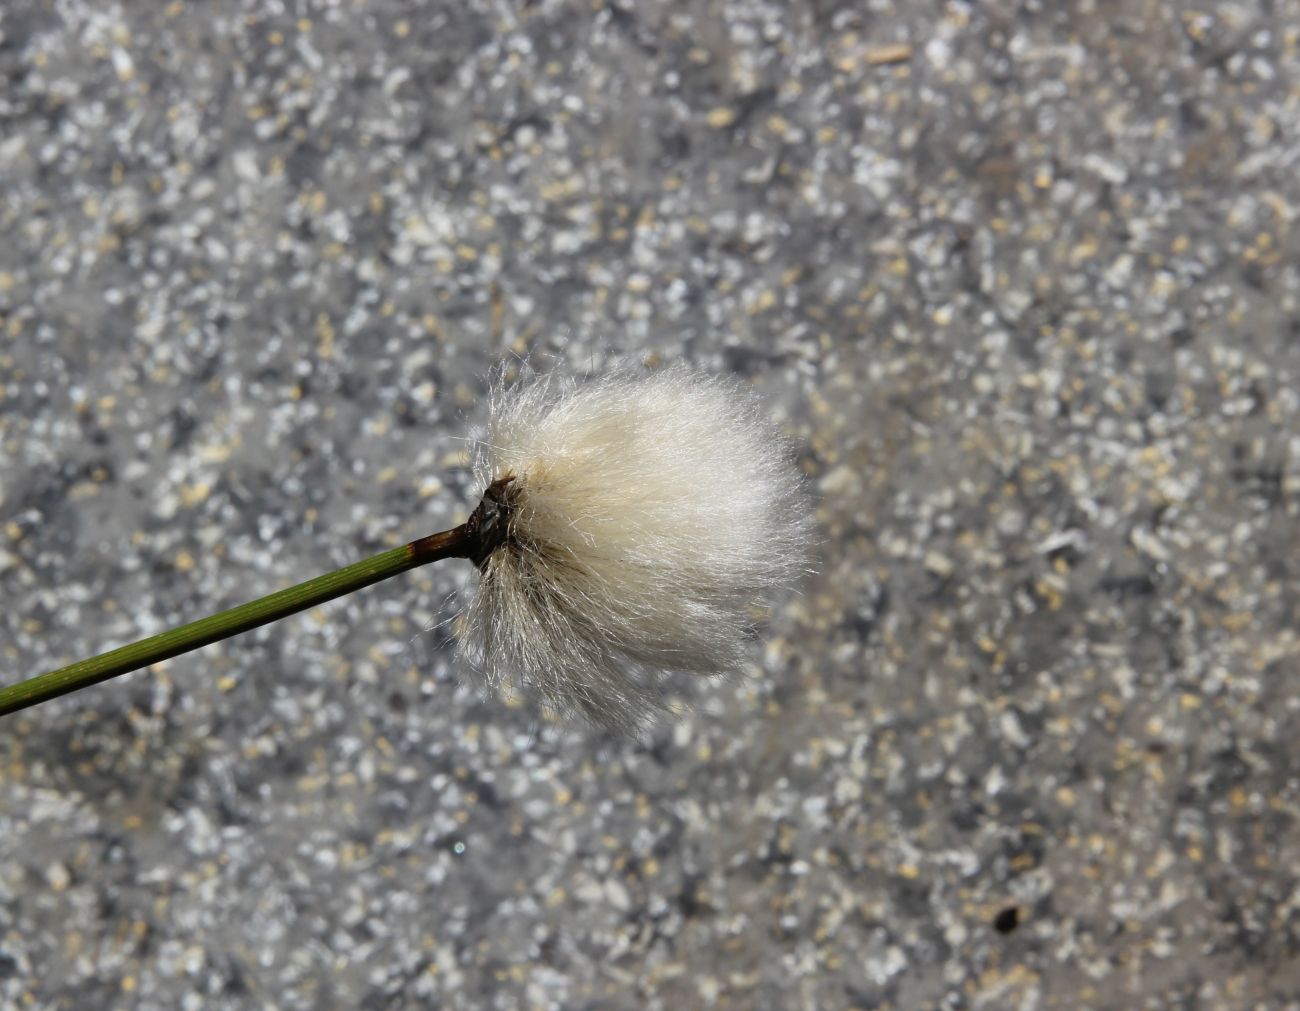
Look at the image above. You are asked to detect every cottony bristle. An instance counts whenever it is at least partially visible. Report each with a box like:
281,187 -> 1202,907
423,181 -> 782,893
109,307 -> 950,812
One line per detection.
457,364 -> 811,733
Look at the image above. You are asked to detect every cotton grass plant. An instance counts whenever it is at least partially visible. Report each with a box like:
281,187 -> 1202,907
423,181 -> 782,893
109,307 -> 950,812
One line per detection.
1,363 -> 810,732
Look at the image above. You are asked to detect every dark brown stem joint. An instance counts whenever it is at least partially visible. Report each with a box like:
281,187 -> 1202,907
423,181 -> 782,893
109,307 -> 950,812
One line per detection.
464,475 -> 517,568
404,476 -> 516,569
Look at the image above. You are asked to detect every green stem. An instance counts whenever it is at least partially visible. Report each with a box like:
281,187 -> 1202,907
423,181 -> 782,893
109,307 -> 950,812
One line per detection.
0,525 -> 475,718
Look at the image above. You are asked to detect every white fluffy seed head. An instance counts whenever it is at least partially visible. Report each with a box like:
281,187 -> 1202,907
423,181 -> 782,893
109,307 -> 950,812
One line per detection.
457,364 -> 811,733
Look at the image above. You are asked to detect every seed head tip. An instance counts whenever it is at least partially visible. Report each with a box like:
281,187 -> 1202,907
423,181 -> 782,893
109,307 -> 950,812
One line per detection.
457,364 -> 811,732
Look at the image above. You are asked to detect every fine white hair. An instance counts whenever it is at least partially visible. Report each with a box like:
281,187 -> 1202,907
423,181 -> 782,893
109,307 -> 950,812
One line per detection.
457,363 -> 811,732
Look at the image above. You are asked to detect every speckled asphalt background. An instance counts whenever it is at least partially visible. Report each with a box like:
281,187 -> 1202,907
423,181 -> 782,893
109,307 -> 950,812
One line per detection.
2,1 -> 1299,1009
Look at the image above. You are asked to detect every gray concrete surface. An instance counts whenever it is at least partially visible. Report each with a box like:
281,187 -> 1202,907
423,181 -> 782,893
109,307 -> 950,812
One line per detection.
2,1 -> 1300,1008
